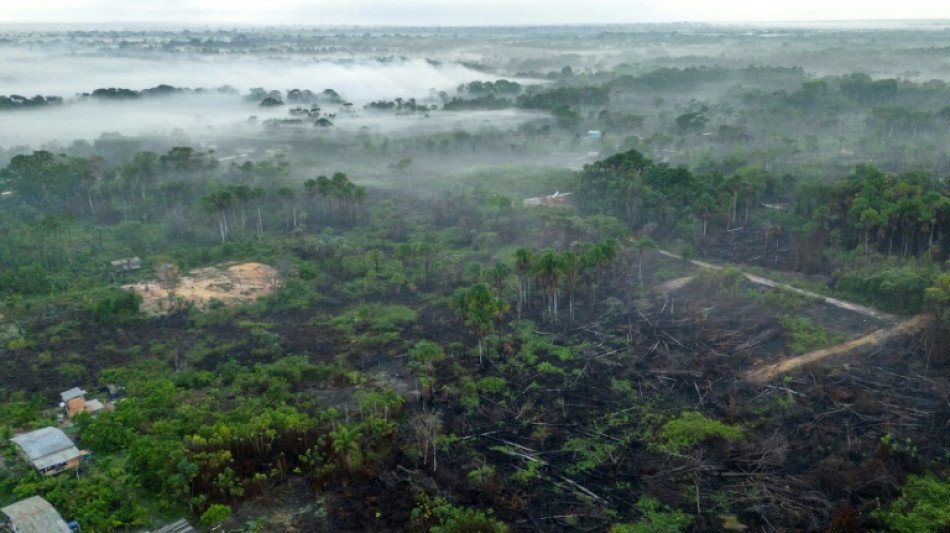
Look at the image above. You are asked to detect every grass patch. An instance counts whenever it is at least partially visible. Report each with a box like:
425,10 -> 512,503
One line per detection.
779,315 -> 846,354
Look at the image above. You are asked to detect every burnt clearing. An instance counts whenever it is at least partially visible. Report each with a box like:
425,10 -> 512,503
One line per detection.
1,250 -> 944,532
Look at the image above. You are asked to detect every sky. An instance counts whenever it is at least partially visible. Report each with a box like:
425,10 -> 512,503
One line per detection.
4,0 -> 950,26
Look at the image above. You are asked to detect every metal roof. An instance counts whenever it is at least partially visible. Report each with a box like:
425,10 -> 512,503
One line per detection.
1,495 -> 72,533
10,427 -> 80,471
60,387 -> 87,402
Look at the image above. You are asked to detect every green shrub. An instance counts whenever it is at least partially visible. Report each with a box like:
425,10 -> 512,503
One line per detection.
611,497 -> 692,533
412,495 -> 507,533
779,315 -> 845,354
660,411 -> 744,453
871,474 -> 950,532
92,289 -> 142,324
200,504 -> 233,527
835,265 -> 935,314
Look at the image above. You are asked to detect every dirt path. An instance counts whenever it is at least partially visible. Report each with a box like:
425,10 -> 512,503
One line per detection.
656,250 -> 896,321
655,249 -> 921,382
654,275 -> 696,294
745,314 -> 930,383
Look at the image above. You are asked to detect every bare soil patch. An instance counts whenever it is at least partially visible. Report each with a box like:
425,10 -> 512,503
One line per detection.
124,262 -> 280,314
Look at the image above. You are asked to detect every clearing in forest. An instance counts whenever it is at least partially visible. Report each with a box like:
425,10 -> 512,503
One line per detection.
124,262 -> 280,314
654,250 -> 925,382
744,314 -> 930,383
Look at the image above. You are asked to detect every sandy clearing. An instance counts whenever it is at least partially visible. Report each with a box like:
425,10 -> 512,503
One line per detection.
124,261 -> 280,314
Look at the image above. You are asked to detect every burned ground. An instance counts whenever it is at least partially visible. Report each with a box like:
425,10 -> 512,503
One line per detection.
1,250 -> 944,532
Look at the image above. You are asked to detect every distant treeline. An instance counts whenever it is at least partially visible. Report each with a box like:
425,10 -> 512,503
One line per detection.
0,84 -> 351,112
0,84 -> 238,109
457,79 -> 522,95
0,94 -> 63,110
81,84 -> 237,100
365,98 -> 432,113
248,87 -> 345,106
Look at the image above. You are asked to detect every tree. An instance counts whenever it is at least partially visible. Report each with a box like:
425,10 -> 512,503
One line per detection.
531,250 -> 564,322
560,250 -> 580,322
388,157 -> 414,190
732,166 -> 770,225
924,273 -> 950,369
696,192 -> 717,240
513,248 -> 534,320
580,239 -> 619,316
312,172 -> 366,225
410,410 -> 443,472
201,187 -> 235,242
275,186 -> 298,230
485,262 -> 512,297
329,424 -> 362,472
408,340 -> 446,400
250,187 -> 267,242
119,151 -> 159,206
0,151 -> 64,208
632,236 -> 658,288
674,108 -> 708,134
551,104 -> 581,129
451,283 -> 509,364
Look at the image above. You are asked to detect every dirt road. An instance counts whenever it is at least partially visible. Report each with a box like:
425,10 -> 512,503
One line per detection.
655,250 -> 925,382
656,250 -> 896,321
744,314 -> 929,383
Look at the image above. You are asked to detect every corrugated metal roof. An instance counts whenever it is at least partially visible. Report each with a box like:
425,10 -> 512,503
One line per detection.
60,387 -> 87,402
1,496 -> 72,533
10,427 -> 80,471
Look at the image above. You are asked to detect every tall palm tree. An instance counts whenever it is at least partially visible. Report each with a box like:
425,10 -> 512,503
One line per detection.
531,250 -> 564,322
513,247 -> 534,320
632,236 -> 658,288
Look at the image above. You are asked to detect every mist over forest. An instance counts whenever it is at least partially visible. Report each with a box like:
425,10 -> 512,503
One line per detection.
3,21 -> 950,533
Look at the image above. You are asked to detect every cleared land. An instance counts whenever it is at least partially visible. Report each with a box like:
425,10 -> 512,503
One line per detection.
124,262 -> 280,314
654,250 -> 923,382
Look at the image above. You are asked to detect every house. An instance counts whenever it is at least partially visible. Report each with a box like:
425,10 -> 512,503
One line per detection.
61,387 -> 86,418
10,427 -> 86,476
110,257 -> 142,273
85,398 -> 106,414
60,387 -> 104,419
523,191 -> 574,208
1,495 -> 72,533
60,387 -> 87,404
65,397 -> 105,418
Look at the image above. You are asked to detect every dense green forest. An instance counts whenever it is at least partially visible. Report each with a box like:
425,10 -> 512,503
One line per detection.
3,23 -> 950,532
